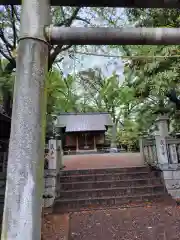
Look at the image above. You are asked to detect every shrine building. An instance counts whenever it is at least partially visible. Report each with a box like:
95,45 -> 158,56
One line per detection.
56,112 -> 113,154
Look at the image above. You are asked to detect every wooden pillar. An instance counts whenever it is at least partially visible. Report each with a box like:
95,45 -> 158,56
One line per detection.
76,135 -> 79,152
94,135 -> 97,151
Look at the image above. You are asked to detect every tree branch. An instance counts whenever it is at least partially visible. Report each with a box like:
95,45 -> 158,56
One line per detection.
75,16 -> 90,25
0,46 -> 12,63
49,7 -> 81,70
10,6 -> 18,48
1,7 -> 82,73
61,45 -> 72,51
60,7 -> 66,21
0,29 -> 13,51
54,7 -> 81,27
13,6 -> 20,22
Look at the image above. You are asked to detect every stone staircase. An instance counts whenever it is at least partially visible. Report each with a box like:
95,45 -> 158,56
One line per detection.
54,166 -> 172,212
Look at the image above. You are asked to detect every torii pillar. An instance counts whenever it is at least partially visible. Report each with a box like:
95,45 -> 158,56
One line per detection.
1,0 -> 50,239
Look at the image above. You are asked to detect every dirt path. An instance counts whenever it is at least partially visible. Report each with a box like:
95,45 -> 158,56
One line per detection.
42,213 -> 69,240
42,202 -> 180,240
69,204 -> 180,240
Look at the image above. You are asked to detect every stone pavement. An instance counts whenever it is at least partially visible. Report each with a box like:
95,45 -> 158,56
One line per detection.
63,153 -> 144,170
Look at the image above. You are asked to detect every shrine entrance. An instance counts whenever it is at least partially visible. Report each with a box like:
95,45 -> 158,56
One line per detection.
78,132 -> 95,151
1,0 -> 180,239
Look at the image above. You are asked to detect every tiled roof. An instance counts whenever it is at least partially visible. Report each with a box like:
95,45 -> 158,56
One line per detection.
56,112 -> 113,132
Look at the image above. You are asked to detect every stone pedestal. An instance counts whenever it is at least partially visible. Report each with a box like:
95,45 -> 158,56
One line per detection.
163,169 -> 180,200
43,170 -> 57,207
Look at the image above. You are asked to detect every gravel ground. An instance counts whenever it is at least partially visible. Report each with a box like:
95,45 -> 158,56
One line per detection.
69,204 -> 180,240
42,213 -> 69,240
42,203 -> 180,240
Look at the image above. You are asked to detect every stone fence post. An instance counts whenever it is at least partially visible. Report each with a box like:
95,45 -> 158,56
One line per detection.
43,138 -> 63,208
139,137 -> 145,163
141,114 -> 180,200
154,115 -> 169,168
155,115 -> 180,200
48,138 -> 63,172
139,132 -> 149,162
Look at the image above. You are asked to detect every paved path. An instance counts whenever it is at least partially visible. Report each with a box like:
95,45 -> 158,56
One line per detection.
63,153 -> 144,170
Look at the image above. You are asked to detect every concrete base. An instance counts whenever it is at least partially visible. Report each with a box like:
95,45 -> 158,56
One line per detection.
158,163 -> 180,171
76,149 -> 98,155
44,169 -> 57,208
162,168 -> 180,200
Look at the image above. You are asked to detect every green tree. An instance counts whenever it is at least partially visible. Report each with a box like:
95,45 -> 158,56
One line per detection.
78,67 -> 139,148
0,6 -> 122,117
0,6 -> 90,73
43,68 -> 82,138
0,58 -> 14,115
121,9 -> 180,133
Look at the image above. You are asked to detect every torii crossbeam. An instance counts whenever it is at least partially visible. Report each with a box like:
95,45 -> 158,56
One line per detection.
45,27 -> 180,45
0,0 -> 180,8
1,0 -> 180,240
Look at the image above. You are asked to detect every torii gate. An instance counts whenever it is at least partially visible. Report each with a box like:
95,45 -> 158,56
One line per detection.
0,0 -> 180,239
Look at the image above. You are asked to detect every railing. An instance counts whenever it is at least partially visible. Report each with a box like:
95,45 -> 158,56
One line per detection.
141,135 -> 180,167
142,137 -> 158,166
166,137 -> 180,164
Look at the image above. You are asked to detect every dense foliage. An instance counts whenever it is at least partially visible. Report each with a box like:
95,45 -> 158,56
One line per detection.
1,7 -> 180,149
124,9 -> 180,134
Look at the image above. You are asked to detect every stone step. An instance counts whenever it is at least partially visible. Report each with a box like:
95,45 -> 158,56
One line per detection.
0,189 -> 5,197
60,166 -> 149,176
0,181 -> 5,189
60,178 -> 163,190
59,171 -> 160,183
59,185 -> 165,199
0,196 -> 4,204
0,173 -> 6,180
53,193 -> 168,213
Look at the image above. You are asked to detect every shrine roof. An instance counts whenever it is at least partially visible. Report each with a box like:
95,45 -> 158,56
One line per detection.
56,112 -> 113,132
